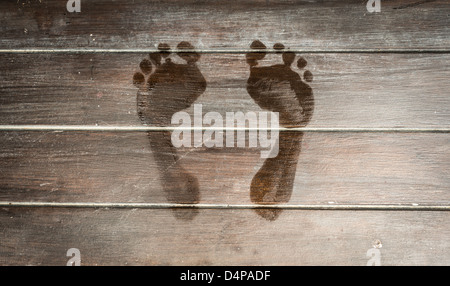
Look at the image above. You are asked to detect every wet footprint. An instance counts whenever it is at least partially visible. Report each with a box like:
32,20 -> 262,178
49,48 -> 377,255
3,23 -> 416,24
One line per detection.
132,42 -> 207,220
133,42 -> 206,126
246,40 -> 315,220
246,40 -> 314,127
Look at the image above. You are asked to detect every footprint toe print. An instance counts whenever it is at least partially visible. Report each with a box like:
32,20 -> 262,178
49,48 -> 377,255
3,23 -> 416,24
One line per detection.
132,42 -> 206,220
246,40 -> 315,221
246,40 -> 314,127
133,42 -> 207,126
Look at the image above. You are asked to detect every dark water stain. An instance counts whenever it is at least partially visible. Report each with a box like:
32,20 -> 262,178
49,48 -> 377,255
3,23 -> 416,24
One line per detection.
250,131 -> 304,221
246,40 -> 314,128
246,40 -> 314,221
132,40 -> 315,222
133,42 -> 206,221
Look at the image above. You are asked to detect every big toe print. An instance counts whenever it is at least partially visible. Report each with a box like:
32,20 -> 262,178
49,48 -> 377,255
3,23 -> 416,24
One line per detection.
132,42 -> 206,220
246,41 -> 315,221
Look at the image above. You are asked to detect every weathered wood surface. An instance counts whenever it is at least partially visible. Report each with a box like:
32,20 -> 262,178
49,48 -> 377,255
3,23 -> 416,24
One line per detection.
1,0 -> 449,50
0,131 -> 448,205
0,0 -> 449,266
0,207 -> 448,266
0,53 -> 449,127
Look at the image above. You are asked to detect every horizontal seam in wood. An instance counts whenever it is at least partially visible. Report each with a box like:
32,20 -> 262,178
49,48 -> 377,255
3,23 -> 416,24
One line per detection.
0,49 -> 449,54
0,202 -> 449,211
0,126 -> 449,133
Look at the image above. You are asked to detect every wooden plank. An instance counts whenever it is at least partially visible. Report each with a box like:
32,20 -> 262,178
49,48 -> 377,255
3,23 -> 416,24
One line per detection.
1,0 -> 449,50
0,52 -> 449,127
0,207 -> 448,265
0,131 -> 448,205
1,0 -> 448,269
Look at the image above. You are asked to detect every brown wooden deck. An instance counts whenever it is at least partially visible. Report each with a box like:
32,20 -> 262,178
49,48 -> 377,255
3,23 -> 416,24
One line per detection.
0,0 -> 449,265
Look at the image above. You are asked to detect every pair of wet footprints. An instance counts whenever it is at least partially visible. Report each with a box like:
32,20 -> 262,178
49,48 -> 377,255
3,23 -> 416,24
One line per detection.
133,41 -> 314,221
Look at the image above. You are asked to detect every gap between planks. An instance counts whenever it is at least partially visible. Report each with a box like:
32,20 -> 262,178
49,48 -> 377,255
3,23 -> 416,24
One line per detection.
0,201 -> 449,211
0,125 -> 449,133
1,49 -> 450,54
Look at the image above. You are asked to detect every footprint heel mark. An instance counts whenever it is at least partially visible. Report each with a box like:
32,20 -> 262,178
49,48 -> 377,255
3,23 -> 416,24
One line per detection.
246,40 -> 315,221
250,131 -> 304,221
132,42 -> 207,220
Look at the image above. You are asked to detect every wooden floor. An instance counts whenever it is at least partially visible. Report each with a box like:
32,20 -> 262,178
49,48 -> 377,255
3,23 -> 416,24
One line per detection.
0,0 -> 449,265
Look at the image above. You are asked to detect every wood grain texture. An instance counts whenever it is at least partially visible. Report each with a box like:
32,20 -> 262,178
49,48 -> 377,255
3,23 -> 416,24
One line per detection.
1,0 -> 449,50
0,207 -> 448,265
0,53 -> 449,127
0,131 -> 448,205
1,0 -> 449,266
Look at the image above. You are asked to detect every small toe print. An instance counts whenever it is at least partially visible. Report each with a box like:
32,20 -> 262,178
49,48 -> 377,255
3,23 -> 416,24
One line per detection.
297,56 -> 308,69
304,70 -> 313,82
132,72 -> 145,86
282,51 -> 295,66
177,41 -> 194,49
157,43 -> 170,50
273,43 -> 285,52
157,43 -> 171,58
139,59 -> 153,75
